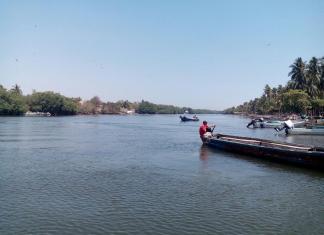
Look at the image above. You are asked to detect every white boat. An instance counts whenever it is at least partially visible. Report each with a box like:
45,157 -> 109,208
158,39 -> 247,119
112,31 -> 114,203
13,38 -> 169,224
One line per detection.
286,128 -> 324,135
291,120 -> 306,128
25,111 -> 51,117
247,119 -> 283,128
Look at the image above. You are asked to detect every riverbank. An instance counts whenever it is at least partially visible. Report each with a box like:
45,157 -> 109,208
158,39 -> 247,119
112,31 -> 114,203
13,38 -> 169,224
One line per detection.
1,84 -> 219,116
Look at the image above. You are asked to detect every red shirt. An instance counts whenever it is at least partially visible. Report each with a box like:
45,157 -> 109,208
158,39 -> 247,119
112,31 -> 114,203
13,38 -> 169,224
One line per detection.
199,124 -> 208,137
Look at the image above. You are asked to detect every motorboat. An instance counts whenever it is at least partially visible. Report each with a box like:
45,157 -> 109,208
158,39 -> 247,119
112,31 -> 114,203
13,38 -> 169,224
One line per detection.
247,119 -> 283,128
180,115 -> 199,122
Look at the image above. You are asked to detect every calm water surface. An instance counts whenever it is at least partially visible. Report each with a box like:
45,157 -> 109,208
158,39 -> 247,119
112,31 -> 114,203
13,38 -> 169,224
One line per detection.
0,115 -> 323,234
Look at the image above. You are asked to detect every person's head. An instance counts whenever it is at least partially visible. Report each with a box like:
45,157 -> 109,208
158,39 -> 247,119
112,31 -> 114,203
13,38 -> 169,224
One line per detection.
203,121 -> 207,125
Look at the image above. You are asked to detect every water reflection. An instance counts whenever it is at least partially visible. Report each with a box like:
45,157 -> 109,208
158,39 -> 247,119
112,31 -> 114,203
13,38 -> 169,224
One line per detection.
199,144 -> 209,161
285,135 -> 324,146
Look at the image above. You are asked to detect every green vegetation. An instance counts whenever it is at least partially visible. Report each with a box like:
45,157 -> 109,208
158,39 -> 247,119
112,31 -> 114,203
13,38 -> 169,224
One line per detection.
26,91 -> 78,115
0,84 -> 217,116
225,56 -> 324,115
0,85 -> 28,115
281,90 -> 311,114
0,85 -> 78,116
136,100 -> 219,114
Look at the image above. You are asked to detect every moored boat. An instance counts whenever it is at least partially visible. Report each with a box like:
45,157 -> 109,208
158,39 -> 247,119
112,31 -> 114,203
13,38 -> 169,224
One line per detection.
180,115 -> 199,122
203,133 -> 324,170
247,119 -> 283,128
309,125 -> 324,129
25,111 -> 51,117
248,118 -> 306,129
286,127 -> 324,135
291,120 -> 307,128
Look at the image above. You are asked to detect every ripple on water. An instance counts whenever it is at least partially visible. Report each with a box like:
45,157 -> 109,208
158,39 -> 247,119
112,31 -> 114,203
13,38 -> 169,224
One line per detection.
0,115 -> 324,235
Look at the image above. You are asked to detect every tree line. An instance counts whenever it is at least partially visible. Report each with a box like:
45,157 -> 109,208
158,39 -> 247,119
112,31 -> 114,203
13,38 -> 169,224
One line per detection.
136,100 -> 218,114
0,85 -> 79,115
224,56 -> 324,115
0,84 -> 217,115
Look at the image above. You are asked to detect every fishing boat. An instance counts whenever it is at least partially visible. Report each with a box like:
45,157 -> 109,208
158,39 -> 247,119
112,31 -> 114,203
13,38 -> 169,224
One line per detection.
179,115 -> 199,122
307,125 -> 324,129
247,118 -> 306,129
291,120 -> 307,128
203,133 -> 324,170
286,127 -> 324,135
275,120 -> 324,135
247,118 -> 283,128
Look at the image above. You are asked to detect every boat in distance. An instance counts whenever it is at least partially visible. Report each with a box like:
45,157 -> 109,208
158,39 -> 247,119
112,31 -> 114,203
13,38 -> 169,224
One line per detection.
179,115 -> 199,122
203,133 -> 324,171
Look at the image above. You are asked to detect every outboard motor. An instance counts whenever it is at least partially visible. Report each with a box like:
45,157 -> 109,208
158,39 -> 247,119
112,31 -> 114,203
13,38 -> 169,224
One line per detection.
275,120 -> 294,134
247,118 -> 264,128
247,119 -> 256,128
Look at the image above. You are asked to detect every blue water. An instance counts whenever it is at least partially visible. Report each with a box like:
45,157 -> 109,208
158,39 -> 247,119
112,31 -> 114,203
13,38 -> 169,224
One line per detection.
0,114 -> 323,234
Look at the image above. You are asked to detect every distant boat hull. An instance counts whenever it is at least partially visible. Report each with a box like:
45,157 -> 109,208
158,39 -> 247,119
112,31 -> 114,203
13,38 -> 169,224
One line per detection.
25,111 -> 51,117
180,116 -> 199,122
256,121 -> 283,128
248,120 -> 306,129
287,128 -> 324,135
292,120 -> 306,128
247,120 -> 283,128
204,133 -> 324,171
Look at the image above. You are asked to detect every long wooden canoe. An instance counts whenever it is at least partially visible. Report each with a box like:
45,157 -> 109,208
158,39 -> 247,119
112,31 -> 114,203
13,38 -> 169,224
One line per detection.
204,133 -> 324,171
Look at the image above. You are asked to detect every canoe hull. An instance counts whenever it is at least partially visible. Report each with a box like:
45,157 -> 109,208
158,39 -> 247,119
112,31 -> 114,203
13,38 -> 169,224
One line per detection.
205,134 -> 324,171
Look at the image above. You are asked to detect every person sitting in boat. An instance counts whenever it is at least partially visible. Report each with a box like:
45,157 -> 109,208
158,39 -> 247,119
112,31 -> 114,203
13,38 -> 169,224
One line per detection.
199,121 -> 215,141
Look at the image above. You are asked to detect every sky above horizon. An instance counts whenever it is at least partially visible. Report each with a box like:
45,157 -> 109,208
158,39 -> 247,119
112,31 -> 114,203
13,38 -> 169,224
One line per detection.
1,0 -> 323,110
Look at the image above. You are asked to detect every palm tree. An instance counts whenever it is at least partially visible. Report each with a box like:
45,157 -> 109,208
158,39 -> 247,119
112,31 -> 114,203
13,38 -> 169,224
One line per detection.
305,83 -> 319,99
271,87 -> 278,100
10,84 -> 22,95
320,57 -> 324,98
305,57 -> 320,98
264,84 -> 272,99
288,57 -> 307,90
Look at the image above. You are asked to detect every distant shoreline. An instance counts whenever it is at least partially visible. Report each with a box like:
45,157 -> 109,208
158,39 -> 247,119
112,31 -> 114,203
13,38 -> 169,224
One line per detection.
1,84 -> 221,116
0,112 -> 222,117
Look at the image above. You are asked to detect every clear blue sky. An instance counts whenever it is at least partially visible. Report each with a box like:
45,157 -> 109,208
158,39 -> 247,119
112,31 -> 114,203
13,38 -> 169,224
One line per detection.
1,0 -> 323,110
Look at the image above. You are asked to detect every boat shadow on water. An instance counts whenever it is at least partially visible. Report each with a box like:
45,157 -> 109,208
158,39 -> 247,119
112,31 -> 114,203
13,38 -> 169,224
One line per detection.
199,144 -> 324,177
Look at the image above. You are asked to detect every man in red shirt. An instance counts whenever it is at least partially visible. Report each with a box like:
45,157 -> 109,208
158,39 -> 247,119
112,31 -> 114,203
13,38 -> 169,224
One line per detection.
199,121 -> 215,142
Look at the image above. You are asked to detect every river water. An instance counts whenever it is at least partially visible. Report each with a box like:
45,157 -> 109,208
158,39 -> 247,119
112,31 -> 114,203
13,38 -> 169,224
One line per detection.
0,114 -> 323,234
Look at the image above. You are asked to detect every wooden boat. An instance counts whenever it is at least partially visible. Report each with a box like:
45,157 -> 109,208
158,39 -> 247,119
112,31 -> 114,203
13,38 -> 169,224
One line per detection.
286,127 -> 324,135
180,115 -> 199,122
204,133 -> 324,170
